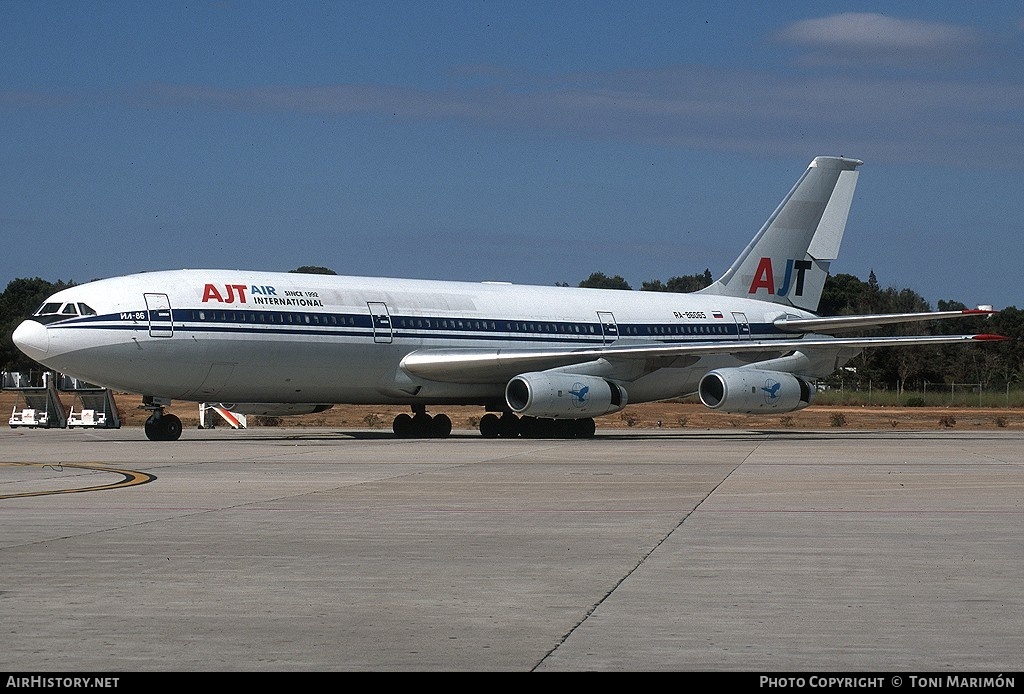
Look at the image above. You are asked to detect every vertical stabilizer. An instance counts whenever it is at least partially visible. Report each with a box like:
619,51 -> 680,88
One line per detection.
696,156 -> 863,312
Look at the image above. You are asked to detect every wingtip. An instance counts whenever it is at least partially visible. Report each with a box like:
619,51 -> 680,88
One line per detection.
971,334 -> 1009,341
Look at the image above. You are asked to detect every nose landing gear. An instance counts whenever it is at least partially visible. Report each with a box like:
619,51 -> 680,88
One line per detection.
142,397 -> 183,441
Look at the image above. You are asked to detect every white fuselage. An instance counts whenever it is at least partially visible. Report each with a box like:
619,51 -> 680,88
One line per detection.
15,269 -> 816,408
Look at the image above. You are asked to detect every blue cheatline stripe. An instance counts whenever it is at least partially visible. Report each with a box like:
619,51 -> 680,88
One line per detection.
46,307 -> 788,345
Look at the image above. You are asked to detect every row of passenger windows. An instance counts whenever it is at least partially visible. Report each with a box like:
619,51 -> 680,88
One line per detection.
398,318 -> 731,335
623,324 -> 731,336
190,310 -> 360,326
397,318 -> 599,334
187,310 -> 737,336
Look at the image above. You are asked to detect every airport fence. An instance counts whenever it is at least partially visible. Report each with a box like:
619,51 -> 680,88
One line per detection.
814,380 -> 1024,408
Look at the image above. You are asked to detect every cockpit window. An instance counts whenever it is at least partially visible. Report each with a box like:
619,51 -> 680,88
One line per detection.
33,301 -> 96,324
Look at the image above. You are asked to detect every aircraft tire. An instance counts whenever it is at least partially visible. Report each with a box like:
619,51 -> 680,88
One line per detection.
412,412 -> 433,438
479,413 -> 500,438
430,413 -> 452,438
498,413 -> 520,438
552,419 -> 575,438
144,416 -> 160,441
393,413 -> 414,437
519,416 -> 542,438
569,419 -> 598,440
145,413 -> 182,441
162,414 -> 183,441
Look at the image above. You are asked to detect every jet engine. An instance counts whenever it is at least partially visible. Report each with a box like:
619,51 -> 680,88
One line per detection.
505,372 -> 627,419
698,368 -> 813,414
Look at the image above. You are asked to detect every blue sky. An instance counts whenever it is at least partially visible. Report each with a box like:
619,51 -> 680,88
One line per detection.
2,1 -> 1022,309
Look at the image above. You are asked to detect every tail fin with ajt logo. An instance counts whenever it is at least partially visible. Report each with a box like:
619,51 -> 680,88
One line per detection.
696,155 -> 863,312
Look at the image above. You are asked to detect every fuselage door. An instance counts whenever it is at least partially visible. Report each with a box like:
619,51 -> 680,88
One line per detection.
367,302 -> 393,344
144,293 -> 173,338
597,311 -> 618,344
732,312 -> 751,339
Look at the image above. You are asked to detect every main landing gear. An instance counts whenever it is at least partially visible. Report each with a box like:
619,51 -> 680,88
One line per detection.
392,405 -> 452,438
142,397 -> 182,441
389,407 -> 596,439
478,412 -> 596,439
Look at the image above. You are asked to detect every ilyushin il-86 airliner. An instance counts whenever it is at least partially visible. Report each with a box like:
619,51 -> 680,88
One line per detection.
13,156 -> 1004,440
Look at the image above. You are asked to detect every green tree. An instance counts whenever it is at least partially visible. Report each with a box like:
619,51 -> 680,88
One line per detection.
668,269 -> 713,292
578,272 -> 631,290
1,277 -> 74,372
818,273 -> 868,316
641,269 -> 713,292
982,305 -> 1024,387
820,273 -> 941,390
290,266 -> 337,275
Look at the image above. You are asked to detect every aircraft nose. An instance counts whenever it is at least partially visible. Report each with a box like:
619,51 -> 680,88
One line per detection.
12,320 -> 49,360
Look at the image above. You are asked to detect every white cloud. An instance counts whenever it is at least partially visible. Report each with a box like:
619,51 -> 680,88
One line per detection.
127,64 -> 1024,170
778,12 -> 980,51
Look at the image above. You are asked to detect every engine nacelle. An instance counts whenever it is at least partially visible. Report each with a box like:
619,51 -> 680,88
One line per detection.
219,403 -> 334,417
505,372 -> 627,419
698,368 -> 813,414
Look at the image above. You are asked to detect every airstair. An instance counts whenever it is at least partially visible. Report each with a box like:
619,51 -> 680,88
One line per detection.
4,371 -> 67,429
59,374 -> 122,429
198,403 -> 247,429
4,371 -> 121,429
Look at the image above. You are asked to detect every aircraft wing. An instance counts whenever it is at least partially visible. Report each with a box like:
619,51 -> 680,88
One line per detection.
400,333 -> 1006,384
773,308 -> 996,333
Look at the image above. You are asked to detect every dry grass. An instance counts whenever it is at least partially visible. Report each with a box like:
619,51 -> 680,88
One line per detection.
4,390 -> 1020,432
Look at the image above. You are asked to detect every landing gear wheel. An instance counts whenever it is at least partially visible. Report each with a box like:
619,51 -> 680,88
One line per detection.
162,414 -> 183,441
145,413 -> 183,441
479,413 -> 500,438
393,413 -> 414,437
498,413 -> 520,438
144,415 -> 160,441
412,412 -> 432,438
429,413 -> 452,438
519,416 -> 541,438
573,417 -> 596,438
552,419 -> 574,438
394,410 -> 453,438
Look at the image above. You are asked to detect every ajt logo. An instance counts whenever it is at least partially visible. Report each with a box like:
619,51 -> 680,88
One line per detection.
202,283 -> 248,303
748,258 -> 812,297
